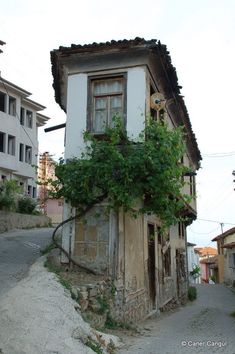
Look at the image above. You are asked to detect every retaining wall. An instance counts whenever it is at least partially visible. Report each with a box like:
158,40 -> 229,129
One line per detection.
0,210 -> 51,233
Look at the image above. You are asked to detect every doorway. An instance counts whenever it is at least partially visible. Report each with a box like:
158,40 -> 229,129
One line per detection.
148,223 -> 156,309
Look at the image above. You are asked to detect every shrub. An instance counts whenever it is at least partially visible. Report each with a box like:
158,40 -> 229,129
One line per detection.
190,264 -> 201,279
0,179 -> 20,211
0,194 -> 15,211
18,197 -> 36,214
188,286 -> 197,301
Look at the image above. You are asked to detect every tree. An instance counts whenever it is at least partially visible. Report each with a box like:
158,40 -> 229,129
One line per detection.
51,117 -> 190,228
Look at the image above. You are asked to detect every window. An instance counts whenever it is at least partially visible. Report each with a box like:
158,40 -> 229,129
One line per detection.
89,76 -> 125,133
163,247 -> 171,277
27,185 -> 32,196
8,135 -> 15,155
20,107 -> 25,125
157,227 -> 162,245
25,145 -> 32,164
8,96 -> 16,116
33,187 -> 36,198
0,131 -> 6,152
19,182 -> 24,192
19,143 -> 24,161
26,110 -> 33,128
178,222 -> 185,238
229,253 -> 235,268
0,91 -> 6,112
190,175 -> 196,196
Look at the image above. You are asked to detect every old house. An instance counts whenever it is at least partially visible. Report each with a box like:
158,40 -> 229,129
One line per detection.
212,227 -> 235,286
50,38 -> 201,321
38,152 -> 63,223
187,242 -> 201,284
0,77 -> 50,196
194,246 -> 218,283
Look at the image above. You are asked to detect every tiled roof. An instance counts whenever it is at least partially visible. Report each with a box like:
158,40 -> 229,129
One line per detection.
222,242 -> 235,249
212,226 -> 235,241
195,246 -> 218,256
51,37 -> 201,163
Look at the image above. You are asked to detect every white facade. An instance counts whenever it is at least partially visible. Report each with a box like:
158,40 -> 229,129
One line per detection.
0,78 -> 50,197
187,243 -> 200,284
65,67 -> 146,159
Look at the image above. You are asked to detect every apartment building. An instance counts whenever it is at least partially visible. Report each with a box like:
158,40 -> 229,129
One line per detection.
0,77 -> 50,197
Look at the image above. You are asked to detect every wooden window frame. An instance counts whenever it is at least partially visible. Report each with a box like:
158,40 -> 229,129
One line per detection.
178,221 -> 185,238
87,73 -> 127,134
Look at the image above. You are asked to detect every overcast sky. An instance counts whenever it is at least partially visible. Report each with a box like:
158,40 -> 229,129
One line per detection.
0,0 -> 235,246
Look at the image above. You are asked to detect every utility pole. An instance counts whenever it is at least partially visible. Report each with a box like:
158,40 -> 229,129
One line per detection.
220,223 -> 224,234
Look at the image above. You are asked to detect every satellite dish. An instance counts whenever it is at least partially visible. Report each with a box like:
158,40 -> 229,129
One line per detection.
150,92 -> 166,111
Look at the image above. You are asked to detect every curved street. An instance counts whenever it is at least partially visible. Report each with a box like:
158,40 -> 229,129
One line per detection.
0,228 -> 53,297
118,284 -> 235,354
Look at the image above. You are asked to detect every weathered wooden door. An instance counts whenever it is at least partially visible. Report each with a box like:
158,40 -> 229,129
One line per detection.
148,223 -> 156,309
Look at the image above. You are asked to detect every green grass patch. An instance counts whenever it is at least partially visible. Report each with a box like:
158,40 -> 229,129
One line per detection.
230,311 -> 235,317
40,242 -> 57,255
188,286 -> 197,301
44,259 -> 62,275
85,338 -> 102,354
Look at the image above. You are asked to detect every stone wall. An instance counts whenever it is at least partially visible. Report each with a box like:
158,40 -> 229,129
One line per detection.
0,210 -> 51,233
70,279 -> 149,326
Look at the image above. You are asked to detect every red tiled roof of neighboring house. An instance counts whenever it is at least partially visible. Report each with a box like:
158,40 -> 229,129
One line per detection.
212,226 -> 235,241
222,242 -> 235,249
194,246 -> 217,256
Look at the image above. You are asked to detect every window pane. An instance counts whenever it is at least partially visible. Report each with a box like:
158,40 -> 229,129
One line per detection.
107,80 -> 122,93
95,98 -> 107,110
110,96 -> 122,108
9,97 -> 16,116
8,135 -> 15,155
110,109 -> 122,121
0,132 -> 5,152
94,79 -> 122,95
93,110 -> 107,132
94,82 -> 108,95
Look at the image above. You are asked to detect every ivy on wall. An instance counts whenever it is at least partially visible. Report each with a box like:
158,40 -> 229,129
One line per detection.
51,118 -> 191,228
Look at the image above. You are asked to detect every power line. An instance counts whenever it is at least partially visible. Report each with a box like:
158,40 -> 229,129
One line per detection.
203,151 -> 235,158
197,218 -> 235,226
188,225 -> 220,235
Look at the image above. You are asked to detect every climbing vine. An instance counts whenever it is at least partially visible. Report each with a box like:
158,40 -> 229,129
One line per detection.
51,118 -> 191,227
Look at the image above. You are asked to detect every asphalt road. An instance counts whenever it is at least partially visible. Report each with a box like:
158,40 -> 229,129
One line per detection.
118,284 -> 235,354
0,228 -> 53,297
